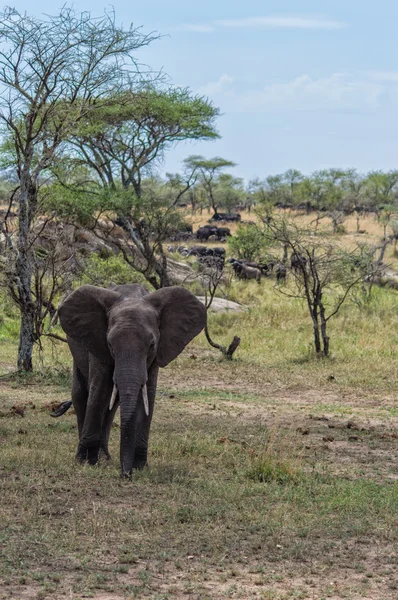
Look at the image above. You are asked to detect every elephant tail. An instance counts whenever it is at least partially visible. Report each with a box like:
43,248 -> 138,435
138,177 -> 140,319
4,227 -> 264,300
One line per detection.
50,400 -> 73,417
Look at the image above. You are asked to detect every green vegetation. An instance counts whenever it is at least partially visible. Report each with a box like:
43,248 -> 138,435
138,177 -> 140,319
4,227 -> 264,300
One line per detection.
228,223 -> 270,261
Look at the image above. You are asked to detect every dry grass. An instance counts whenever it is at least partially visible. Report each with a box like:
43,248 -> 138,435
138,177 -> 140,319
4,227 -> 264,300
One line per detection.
1,319 -> 398,599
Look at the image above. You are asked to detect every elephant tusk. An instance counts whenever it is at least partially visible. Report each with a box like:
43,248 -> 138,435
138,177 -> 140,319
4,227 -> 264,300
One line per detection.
142,384 -> 149,417
109,384 -> 118,411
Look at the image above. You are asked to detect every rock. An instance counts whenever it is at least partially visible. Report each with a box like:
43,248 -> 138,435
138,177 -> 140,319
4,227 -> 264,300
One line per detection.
195,297 -> 248,313
166,259 -> 198,285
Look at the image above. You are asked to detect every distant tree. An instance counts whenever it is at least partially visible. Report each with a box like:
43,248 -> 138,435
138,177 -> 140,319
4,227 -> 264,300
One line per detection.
247,178 -> 272,216
282,169 -> 303,205
213,173 -> 244,213
364,171 -> 398,215
263,217 -> 375,357
55,92 -> 219,288
379,206 -> 398,240
265,174 -> 288,207
184,155 -> 236,215
0,6 -> 155,370
65,88 -> 219,200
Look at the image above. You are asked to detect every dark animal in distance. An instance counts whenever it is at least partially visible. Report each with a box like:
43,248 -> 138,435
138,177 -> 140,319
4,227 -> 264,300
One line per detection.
169,231 -> 192,242
228,257 -> 270,277
275,263 -> 287,283
188,246 -> 226,258
198,255 -> 225,271
209,212 -> 241,223
290,252 -> 307,273
196,225 -> 231,241
229,259 -> 261,283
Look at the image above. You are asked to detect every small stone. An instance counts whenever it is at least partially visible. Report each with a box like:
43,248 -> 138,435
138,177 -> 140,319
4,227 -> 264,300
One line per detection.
323,435 -> 335,442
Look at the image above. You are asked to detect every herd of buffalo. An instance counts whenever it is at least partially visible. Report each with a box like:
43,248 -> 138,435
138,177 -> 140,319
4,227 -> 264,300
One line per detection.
167,215 -> 290,284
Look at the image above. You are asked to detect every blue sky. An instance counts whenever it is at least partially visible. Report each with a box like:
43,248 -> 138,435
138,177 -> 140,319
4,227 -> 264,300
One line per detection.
9,1 -> 398,181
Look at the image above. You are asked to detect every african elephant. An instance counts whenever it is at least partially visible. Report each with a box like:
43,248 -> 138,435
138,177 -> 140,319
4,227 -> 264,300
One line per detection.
58,283 -> 206,478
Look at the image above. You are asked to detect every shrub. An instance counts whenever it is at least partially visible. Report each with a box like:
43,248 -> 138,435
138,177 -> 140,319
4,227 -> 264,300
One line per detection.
80,254 -> 148,287
228,224 -> 269,261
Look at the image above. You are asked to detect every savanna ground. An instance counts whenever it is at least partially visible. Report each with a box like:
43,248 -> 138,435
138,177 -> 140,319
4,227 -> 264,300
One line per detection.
1,211 -> 398,599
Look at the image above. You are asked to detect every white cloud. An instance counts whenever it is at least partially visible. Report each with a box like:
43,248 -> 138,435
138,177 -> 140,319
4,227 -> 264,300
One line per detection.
254,73 -> 382,111
175,14 -> 347,34
198,74 -> 234,95
369,71 -> 398,82
177,23 -> 215,33
215,15 -> 347,30
200,73 -> 385,114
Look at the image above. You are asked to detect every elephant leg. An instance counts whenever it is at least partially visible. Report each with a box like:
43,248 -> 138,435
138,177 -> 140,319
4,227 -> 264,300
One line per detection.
72,362 -> 88,439
78,361 -> 113,465
99,397 -> 119,460
133,365 -> 158,470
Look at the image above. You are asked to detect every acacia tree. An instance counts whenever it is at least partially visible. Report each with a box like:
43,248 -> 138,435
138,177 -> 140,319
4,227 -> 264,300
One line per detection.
183,155 -> 236,215
55,89 -> 219,288
0,6 -> 156,370
65,88 -> 219,199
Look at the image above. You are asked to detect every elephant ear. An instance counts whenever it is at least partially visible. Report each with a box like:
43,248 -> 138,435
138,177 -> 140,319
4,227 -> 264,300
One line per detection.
145,287 -> 206,367
58,285 -> 121,362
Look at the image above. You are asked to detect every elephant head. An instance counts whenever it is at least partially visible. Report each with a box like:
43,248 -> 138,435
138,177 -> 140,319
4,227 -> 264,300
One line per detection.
58,284 -> 206,476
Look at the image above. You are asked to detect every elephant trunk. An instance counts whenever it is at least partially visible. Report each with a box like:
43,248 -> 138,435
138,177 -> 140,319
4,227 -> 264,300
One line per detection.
115,360 -> 147,478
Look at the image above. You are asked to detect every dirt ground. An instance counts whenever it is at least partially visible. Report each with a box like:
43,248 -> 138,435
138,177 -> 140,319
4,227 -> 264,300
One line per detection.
1,345 -> 397,600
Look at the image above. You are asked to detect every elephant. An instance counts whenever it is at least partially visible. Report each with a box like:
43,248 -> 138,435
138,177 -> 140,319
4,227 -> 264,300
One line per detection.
58,283 -> 206,478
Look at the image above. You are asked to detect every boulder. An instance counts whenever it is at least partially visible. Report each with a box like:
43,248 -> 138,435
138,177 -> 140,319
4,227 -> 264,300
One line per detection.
195,297 -> 248,313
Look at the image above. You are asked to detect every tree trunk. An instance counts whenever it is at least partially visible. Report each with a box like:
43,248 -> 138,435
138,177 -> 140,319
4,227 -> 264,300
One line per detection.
319,302 -> 329,357
308,303 -> 322,356
16,174 -> 36,371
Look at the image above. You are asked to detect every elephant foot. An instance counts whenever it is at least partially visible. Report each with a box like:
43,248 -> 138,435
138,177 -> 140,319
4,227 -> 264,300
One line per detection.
99,445 -> 111,461
76,442 -> 100,465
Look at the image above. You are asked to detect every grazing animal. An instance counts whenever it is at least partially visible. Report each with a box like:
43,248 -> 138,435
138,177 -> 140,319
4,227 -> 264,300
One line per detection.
210,212 -> 241,223
229,259 -> 261,282
198,255 -> 225,271
196,226 -> 217,241
188,245 -> 212,257
214,226 -> 231,240
275,263 -> 287,283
